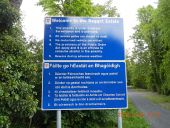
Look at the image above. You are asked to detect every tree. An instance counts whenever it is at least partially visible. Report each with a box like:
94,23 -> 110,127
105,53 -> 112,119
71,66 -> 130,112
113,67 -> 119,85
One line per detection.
129,2 -> 170,95
0,0 -> 19,32
130,5 -> 164,92
0,0 -> 38,127
130,24 -> 152,89
38,0 -> 119,17
93,0 -> 119,17
157,0 -> 170,95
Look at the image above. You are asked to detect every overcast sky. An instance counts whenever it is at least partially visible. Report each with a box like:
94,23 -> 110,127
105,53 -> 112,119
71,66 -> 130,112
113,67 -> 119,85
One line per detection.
20,0 -> 158,50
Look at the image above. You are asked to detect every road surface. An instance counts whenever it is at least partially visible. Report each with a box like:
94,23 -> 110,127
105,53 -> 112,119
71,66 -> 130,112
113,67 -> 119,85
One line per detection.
128,88 -> 170,128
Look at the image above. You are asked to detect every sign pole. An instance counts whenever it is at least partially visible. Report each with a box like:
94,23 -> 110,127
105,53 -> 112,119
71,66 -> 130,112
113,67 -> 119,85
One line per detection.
56,110 -> 61,128
118,109 -> 122,128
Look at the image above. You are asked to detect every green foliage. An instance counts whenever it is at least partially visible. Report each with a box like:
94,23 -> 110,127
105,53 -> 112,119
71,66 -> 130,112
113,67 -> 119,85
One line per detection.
129,6 -> 160,90
62,110 -> 117,128
128,1 -> 170,95
38,0 -> 119,17
157,0 -> 170,95
0,0 -> 20,32
25,38 -> 43,103
93,0 -> 119,17
0,1 -> 38,127
63,0 -> 94,16
0,116 -> 10,128
160,51 -> 170,94
0,28 -> 38,128
157,0 -> 170,48
38,0 -> 95,16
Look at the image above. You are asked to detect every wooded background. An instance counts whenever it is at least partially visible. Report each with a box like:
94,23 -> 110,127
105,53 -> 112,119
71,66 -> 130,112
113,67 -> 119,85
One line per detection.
0,0 -> 169,127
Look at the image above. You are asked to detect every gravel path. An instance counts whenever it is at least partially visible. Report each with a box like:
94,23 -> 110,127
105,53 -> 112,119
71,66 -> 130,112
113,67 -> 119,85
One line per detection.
128,89 -> 170,128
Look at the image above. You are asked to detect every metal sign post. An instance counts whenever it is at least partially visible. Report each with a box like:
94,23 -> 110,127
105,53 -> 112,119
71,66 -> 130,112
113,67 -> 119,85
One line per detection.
118,109 -> 122,128
57,110 -> 61,128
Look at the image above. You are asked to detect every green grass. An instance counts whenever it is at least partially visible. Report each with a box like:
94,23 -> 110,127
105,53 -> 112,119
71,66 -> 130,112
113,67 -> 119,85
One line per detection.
145,92 -> 170,110
122,98 -> 150,128
128,87 -> 149,92
131,88 -> 149,92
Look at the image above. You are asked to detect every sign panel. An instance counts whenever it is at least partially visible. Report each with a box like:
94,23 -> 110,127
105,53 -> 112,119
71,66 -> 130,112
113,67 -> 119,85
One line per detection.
42,62 -> 127,110
42,17 -> 127,110
43,17 -> 125,60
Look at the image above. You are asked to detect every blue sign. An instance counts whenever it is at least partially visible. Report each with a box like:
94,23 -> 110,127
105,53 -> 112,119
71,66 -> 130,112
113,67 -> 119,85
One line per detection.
42,17 -> 127,110
43,17 -> 125,60
42,62 -> 127,110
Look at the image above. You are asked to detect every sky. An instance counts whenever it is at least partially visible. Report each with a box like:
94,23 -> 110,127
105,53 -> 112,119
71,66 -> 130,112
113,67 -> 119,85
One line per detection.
20,0 -> 158,51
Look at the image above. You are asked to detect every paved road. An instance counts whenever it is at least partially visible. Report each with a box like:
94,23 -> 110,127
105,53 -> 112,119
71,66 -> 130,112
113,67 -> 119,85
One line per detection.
128,89 -> 170,128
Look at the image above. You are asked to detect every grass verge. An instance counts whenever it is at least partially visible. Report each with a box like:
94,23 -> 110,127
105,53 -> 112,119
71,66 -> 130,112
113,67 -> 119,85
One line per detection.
122,98 -> 150,128
145,92 -> 170,110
